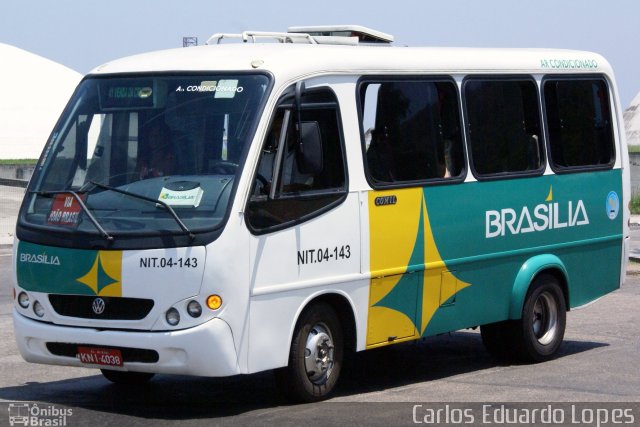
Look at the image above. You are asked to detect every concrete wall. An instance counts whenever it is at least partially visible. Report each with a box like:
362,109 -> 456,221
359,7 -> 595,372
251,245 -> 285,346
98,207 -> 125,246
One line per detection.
0,164 -> 30,243
0,164 -> 34,182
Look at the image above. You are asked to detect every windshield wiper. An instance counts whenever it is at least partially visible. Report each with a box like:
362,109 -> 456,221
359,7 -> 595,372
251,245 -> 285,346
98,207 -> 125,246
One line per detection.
88,181 -> 195,240
30,190 -> 114,242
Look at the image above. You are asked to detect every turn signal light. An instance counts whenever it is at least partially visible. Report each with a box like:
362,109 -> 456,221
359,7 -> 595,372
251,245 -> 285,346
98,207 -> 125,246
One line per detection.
206,295 -> 222,310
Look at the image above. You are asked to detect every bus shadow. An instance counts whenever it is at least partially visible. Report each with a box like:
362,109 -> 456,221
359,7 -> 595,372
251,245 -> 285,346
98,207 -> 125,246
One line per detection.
337,331 -> 608,396
0,332 -> 608,421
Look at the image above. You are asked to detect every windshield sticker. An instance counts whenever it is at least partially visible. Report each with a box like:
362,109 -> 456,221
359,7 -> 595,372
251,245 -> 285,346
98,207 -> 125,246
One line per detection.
214,79 -> 241,98
540,58 -> 598,70
158,186 -> 203,207
47,193 -> 86,227
174,80 -> 243,98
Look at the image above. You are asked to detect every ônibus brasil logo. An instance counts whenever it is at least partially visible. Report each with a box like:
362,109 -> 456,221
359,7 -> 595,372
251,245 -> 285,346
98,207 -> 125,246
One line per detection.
485,186 -> 589,239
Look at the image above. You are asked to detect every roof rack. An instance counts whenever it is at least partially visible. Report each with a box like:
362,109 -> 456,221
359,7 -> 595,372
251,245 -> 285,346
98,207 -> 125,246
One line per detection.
206,31 -> 318,45
288,25 -> 394,44
205,25 -> 393,46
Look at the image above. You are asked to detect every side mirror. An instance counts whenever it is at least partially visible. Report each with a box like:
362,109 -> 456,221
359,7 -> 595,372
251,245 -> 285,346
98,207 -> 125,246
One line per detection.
297,121 -> 323,174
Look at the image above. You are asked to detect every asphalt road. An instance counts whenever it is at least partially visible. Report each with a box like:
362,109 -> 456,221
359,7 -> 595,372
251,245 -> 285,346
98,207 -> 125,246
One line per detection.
0,244 -> 638,426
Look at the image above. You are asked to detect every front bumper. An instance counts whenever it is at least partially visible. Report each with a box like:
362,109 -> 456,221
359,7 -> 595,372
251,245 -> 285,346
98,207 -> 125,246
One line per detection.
13,309 -> 240,377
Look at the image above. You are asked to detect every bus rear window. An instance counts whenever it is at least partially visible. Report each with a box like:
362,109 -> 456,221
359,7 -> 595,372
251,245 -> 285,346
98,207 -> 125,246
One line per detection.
543,78 -> 615,170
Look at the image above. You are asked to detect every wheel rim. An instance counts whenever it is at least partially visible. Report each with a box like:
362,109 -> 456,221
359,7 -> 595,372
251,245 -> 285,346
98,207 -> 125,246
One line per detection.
532,291 -> 558,345
304,322 -> 335,385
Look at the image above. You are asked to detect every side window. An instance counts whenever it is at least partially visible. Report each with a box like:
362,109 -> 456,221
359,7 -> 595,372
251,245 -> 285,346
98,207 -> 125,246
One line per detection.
247,88 -> 347,232
543,78 -> 614,169
464,78 -> 543,177
361,79 -> 464,185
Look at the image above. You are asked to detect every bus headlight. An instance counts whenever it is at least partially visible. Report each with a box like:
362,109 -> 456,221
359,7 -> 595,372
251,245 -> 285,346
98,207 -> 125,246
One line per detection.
33,301 -> 45,318
18,292 -> 30,309
187,300 -> 202,318
166,307 -> 180,326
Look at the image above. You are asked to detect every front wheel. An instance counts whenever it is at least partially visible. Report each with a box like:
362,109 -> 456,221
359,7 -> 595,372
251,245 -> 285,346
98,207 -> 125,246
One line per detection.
276,302 -> 343,403
513,274 -> 567,362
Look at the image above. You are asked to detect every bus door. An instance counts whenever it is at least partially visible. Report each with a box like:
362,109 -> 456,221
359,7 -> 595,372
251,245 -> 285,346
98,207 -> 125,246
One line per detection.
246,85 -> 360,306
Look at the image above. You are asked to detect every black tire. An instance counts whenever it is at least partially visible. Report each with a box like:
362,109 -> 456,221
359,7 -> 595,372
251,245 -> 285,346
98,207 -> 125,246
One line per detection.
101,369 -> 155,384
481,320 -> 517,360
276,302 -> 343,403
512,274 -> 567,362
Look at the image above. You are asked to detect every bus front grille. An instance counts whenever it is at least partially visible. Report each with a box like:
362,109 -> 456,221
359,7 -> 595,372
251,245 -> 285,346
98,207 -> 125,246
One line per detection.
48,294 -> 154,320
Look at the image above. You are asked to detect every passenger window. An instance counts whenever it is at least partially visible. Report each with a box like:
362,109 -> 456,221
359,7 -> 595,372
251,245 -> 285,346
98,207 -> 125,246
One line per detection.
464,78 -> 543,177
544,78 -> 614,169
361,79 -> 464,185
247,88 -> 347,232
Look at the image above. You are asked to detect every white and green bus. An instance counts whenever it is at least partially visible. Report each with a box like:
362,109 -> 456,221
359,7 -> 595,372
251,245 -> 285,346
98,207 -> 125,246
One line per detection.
13,26 -> 630,402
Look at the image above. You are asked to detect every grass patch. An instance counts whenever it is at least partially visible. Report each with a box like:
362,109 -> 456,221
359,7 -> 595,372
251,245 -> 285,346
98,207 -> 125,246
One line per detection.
629,145 -> 640,153
0,159 -> 38,165
631,194 -> 640,214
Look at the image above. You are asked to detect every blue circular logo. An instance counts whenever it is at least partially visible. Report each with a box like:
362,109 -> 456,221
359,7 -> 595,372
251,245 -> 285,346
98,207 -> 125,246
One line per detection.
606,191 -> 619,220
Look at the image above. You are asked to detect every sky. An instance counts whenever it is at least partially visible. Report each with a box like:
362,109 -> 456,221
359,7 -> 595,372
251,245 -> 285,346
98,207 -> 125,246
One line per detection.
1,0 -> 639,107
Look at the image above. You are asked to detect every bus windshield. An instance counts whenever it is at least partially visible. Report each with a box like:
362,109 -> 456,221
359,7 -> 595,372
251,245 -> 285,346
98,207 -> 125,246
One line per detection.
22,74 -> 270,239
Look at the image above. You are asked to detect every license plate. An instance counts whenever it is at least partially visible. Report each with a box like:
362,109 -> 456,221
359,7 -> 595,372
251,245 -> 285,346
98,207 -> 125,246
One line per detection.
76,346 -> 123,367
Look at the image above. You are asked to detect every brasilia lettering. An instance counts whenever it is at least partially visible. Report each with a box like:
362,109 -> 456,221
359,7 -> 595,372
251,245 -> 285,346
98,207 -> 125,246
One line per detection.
161,193 -> 195,200
485,200 -> 589,238
19,253 -> 61,266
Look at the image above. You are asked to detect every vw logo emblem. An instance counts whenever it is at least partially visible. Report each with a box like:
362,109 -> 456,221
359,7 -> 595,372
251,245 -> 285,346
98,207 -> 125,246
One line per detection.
92,297 -> 106,315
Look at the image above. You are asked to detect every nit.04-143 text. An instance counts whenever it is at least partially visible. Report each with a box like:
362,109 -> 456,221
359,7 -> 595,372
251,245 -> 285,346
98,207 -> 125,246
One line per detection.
297,245 -> 351,265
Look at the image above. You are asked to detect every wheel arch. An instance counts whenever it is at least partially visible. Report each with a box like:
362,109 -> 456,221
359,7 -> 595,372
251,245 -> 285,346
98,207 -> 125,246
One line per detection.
289,291 -> 358,355
509,255 -> 570,320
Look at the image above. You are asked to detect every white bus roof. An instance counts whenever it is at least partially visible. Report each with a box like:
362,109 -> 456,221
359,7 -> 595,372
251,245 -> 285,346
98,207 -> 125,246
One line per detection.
89,39 -> 612,82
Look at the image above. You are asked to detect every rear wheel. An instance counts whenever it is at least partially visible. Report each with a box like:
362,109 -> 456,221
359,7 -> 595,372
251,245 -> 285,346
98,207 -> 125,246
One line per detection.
101,369 -> 154,384
276,302 -> 343,403
481,274 -> 566,363
514,274 -> 566,362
